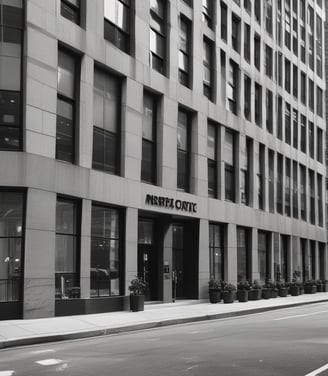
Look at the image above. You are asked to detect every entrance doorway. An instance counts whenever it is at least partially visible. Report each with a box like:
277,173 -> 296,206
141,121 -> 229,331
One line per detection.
138,219 -> 158,301
172,224 -> 185,300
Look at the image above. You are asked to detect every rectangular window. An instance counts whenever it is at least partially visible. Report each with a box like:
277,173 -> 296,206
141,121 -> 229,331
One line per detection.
309,170 -> 315,225
57,49 -> 78,163
300,72 -> 306,105
300,115 -> 306,153
203,38 -> 214,100
177,109 -> 191,192
244,0 -> 252,13
91,205 -> 121,297
284,0 -> 291,49
208,122 -> 217,198
141,92 -> 157,184
292,64 -> 298,98
202,0 -> 214,29
254,34 -> 261,71
254,0 -> 261,24
104,0 -> 130,53
258,231 -> 269,283
276,153 -> 283,214
258,144 -> 265,210
308,79 -> 314,111
209,223 -> 224,280
244,75 -> 251,121
277,1 -> 282,46
227,60 -> 239,115
92,69 -> 120,174
292,161 -> 298,218
0,0 -> 23,151
55,198 -> 80,299
317,87 -> 323,118
220,2 -> 227,41
241,137 -> 251,206
292,109 -> 298,149
285,158 -> 291,216
231,14 -> 240,53
309,121 -> 314,159
317,174 -> 323,227
316,15 -> 323,77
292,7 -> 298,56
244,23 -> 250,62
254,83 -> 262,127
285,103 -> 291,145
316,127 -> 323,163
224,130 -> 235,202
277,52 -> 283,87
265,45 -> 272,78
237,227 -> 250,281
0,192 -> 24,302
268,150 -> 274,213
266,89 -> 273,133
308,5 -> 314,70
150,0 -> 166,74
61,0 -> 80,25
300,165 -> 306,220
265,0 -> 272,34
179,16 -> 191,87
284,59 -> 290,93
277,96 -> 283,140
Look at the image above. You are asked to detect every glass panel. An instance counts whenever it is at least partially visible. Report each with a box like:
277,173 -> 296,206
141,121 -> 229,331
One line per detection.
142,94 -> 154,141
177,150 -> 188,190
0,90 -> 20,126
2,5 -> 23,27
0,125 -> 19,149
55,235 -> 76,273
56,99 -> 74,162
172,225 -> 183,249
207,124 -> 216,159
93,127 -> 117,173
141,139 -> 154,183
104,0 -> 116,23
58,51 -> 75,99
56,200 -> 76,234
177,111 -> 188,150
0,192 -> 23,237
90,238 -> 110,297
150,29 -> 165,57
116,1 -> 129,32
223,131 -> 234,165
138,220 -> 153,244
180,19 -> 188,52
91,205 -> 119,239
150,0 -> 164,18
110,239 -> 119,295
0,56 -> 20,91
179,51 -> 189,72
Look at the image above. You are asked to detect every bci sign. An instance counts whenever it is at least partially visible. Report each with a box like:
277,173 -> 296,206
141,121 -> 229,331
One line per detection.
145,194 -> 197,213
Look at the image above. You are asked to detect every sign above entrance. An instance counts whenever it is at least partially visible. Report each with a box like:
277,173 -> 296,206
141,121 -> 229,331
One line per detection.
145,194 -> 197,213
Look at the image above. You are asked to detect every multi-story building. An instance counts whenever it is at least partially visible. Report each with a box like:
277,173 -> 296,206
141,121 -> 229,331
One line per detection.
0,0 -> 326,319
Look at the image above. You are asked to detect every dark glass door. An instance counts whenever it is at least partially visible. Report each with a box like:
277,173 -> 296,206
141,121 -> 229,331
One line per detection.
172,224 -> 185,299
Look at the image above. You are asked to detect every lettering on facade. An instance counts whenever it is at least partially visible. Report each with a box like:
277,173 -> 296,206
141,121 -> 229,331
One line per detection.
145,194 -> 197,213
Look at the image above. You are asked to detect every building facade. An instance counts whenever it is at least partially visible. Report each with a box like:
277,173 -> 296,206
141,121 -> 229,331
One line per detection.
0,0 -> 326,319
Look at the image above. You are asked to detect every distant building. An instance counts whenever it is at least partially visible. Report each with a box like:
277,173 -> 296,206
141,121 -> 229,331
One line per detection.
0,0 -> 326,319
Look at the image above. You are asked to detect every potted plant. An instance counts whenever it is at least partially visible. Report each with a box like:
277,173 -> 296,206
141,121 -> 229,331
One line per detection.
277,282 -> 288,297
304,280 -> 317,294
237,281 -> 250,302
323,280 -> 328,292
289,280 -> 302,296
128,276 -> 146,312
262,279 -> 273,299
221,282 -> 237,304
316,280 -> 324,292
208,279 -> 221,303
248,280 -> 262,300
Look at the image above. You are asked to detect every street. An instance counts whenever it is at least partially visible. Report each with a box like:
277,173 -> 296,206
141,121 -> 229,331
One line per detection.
1,302 -> 328,376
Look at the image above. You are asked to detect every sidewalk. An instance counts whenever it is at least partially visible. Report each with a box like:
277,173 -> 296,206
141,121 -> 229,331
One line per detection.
1,293 -> 328,349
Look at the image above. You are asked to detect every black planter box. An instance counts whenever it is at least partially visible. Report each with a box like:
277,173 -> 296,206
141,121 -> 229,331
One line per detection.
222,291 -> 236,304
130,294 -> 145,312
209,289 -> 221,303
262,288 -> 271,299
248,289 -> 262,300
237,290 -> 248,302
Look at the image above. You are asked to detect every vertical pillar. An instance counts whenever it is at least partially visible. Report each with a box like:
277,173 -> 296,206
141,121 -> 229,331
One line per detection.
162,223 -> 173,302
226,223 -> 237,284
268,232 -> 274,280
80,199 -> 91,298
199,219 -> 209,299
23,189 -> 56,318
125,208 -> 138,295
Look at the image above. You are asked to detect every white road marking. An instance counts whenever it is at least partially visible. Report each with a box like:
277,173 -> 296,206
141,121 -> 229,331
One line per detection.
274,310 -> 328,321
0,372 -> 15,376
191,331 -> 201,334
35,359 -> 62,366
304,363 -> 328,376
31,349 -> 55,355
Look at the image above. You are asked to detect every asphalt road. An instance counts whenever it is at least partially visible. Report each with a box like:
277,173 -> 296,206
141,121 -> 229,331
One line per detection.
1,302 -> 328,376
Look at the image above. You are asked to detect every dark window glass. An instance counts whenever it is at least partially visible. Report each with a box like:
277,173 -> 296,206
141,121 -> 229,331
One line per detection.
309,170 -> 315,225
277,96 -> 282,140
0,191 -> 24,302
300,165 -> 306,220
292,161 -> 298,218
55,199 -> 80,299
300,115 -> 306,153
0,91 -> 20,150
57,50 -> 77,163
61,0 -> 80,25
202,0 -> 214,29
285,103 -> 291,145
231,15 -> 240,53
228,60 -> 239,115
276,154 -> 283,214
244,23 -> 250,62
237,227 -> 250,281
268,150 -> 274,213
91,205 -> 121,297
203,38 -> 213,100
317,174 -> 323,227
285,158 -> 291,216
208,123 -> 217,198
209,223 -> 224,281
141,93 -> 157,184
254,34 -> 261,70
179,16 -> 191,87
254,83 -> 262,126
224,130 -> 235,202
258,231 -> 269,283
177,109 -> 191,191
104,0 -> 130,54
266,89 -> 273,133
150,0 -> 166,74
220,2 -> 227,41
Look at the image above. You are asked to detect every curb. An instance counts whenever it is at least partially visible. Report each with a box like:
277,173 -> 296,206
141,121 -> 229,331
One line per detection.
1,298 -> 328,350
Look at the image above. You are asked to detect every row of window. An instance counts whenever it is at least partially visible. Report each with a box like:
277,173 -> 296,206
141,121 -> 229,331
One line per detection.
207,124 -> 324,227
209,223 -> 326,284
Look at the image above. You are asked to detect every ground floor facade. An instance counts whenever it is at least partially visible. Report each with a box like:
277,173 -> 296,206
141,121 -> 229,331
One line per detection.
0,155 -> 327,320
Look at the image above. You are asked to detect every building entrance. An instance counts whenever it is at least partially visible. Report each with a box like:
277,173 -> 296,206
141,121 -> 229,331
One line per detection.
172,224 -> 185,300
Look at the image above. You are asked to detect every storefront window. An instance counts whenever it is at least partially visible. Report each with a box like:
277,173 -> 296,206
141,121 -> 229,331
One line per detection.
237,227 -> 249,281
55,199 -> 80,299
90,205 -> 121,297
209,223 -> 224,280
258,231 -> 269,283
0,192 -> 24,302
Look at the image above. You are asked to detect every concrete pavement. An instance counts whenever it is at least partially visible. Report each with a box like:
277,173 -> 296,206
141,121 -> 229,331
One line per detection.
1,293 -> 328,349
